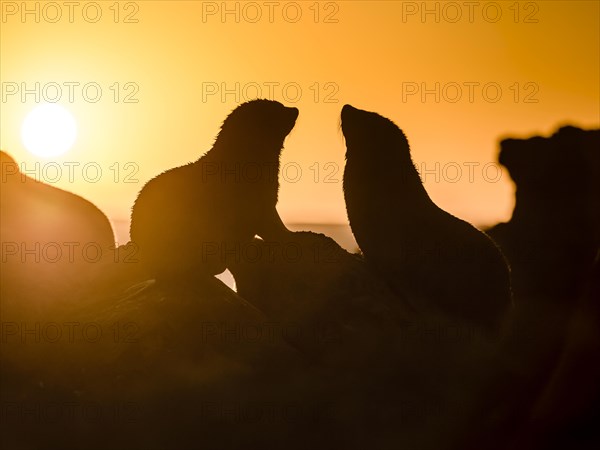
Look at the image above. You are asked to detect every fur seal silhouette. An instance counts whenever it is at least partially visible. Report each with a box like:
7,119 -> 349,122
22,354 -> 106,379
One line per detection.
1,150 -> 115,249
340,105 -> 511,329
1,150 -> 115,317
130,100 -> 298,281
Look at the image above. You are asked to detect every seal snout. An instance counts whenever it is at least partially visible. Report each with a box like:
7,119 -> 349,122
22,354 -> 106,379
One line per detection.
287,106 -> 299,120
342,104 -> 357,112
341,104 -> 366,134
284,107 -> 299,133
341,104 -> 359,122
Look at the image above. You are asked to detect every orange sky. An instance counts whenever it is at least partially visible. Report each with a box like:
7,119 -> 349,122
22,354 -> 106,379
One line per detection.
1,1 -> 599,243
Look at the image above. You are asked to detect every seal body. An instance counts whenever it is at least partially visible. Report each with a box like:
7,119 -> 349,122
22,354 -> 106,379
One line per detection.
341,104 -> 511,329
130,100 -> 298,281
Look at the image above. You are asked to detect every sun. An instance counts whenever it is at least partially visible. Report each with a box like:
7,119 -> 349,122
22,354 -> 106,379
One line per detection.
21,103 -> 77,158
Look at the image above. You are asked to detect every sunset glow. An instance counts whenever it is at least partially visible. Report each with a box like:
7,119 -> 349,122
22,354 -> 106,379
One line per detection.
1,1 -> 598,239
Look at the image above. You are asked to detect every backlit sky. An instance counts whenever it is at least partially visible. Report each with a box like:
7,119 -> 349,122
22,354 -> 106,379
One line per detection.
1,1 -> 599,243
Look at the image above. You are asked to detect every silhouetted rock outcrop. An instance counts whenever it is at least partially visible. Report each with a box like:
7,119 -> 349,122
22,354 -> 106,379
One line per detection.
130,100 -> 298,282
488,125 -> 599,305
483,125 -> 600,450
229,231 -> 412,361
341,105 -> 512,331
